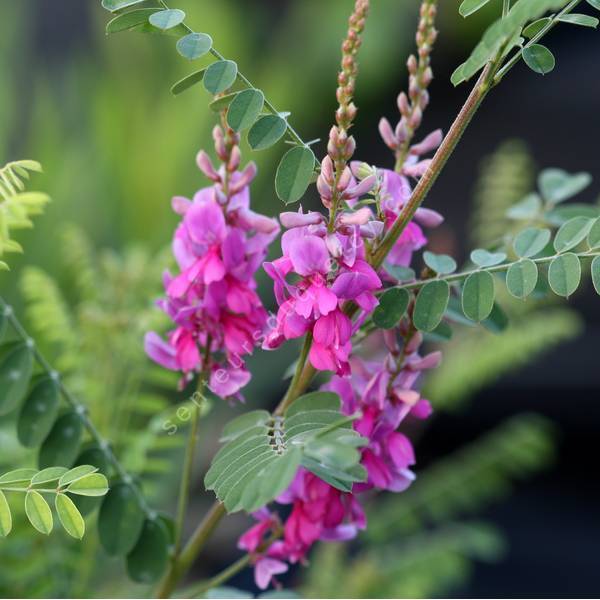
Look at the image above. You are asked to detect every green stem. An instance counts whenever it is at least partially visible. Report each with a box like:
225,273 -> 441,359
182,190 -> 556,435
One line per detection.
274,332 -> 312,416
184,555 -> 251,599
502,0 -> 510,17
0,487 -> 59,493
157,0 -> 306,148
494,0 -> 583,83
389,250 -> 600,292
0,296 -> 151,515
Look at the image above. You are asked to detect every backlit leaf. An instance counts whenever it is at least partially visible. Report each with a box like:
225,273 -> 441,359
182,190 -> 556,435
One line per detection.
553,216 -> 593,252
413,280 -> 450,332
459,0 -> 492,17
506,259 -> 538,298
522,44 -> 555,74
67,473 -> 109,497
591,256 -> 600,295
58,465 -> 98,488
203,60 -> 238,94
423,251 -> 457,275
587,217 -> 600,249
462,271 -> 495,322
31,467 -> 68,486
56,494 -> 85,539
171,69 -> 206,95
0,468 -> 36,485
558,13 -> 599,27
148,9 -> 185,30
226,89 -> 264,132
548,253 -> 581,297
522,17 -> 551,37
275,146 -> 316,204
176,32 -> 212,60
0,491 -> 11,536
25,491 -> 53,535
513,227 -> 551,258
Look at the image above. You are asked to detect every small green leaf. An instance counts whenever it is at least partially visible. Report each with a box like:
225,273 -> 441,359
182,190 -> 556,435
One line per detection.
101,0 -> 145,11
38,412 -> 83,469
413,280 -> 450,332
98,483 -> 145,555
513,227 -> 551,258
17,377 -> 60,448
171,69 -> 206,96
71,449 -> 111,516
248,115 -> 287,150
450,63 -> 467,87
522,17 -> 551,38
275,146 -> 316,204
148,9 -> 185,30
373,288 -> 410,329
227,89 -> 264,132
553,216 -> 593,252
522,44 -> 555,75
203,60 -> 238,94
548,253 -> 581,297
59,465 -> 98,488
0,468 -> 36,485
126,518 -> 170,583
56,494 -> 85,539
0,344 -> 34,416
31,467 -> 68,486
506,193 -> 542,220
506,259 -> 538,298
459,0 -> 491,17
25,491 -> 53,535
538,168 -> 592,204
423,251 -> 457,275
106,9 -> 160,34
0,491 -> 11,536
176,32 -> 212,60
209,92 -> 239,112
591,256 -> 600,295
545,203 -> 599,226
384,263 -> 416,281
462,271 -> 495,322
586,217 -> 600,249
587,0 -> 600,9
470,249 -> 507,267
558,13 -> 599,27
67,473 -> 109,497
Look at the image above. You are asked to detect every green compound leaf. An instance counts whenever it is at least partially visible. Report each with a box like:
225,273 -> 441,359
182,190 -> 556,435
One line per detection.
176,32 -> 212,60
148,9 -> 185,30
0,490 -> 11,537
171,69 -> 206,96
226,89 -> 264,132
248,115 -> 287,150
67,473 -> 109,497
38,411 -> 83,469
101,0 -> 146,11
522,44 -> 555,75
31,467 -> 68,486
558,13 -> 599,27
25,490 -> 53,535
548,253 -> 581,297
55,494 -> 85,540
553,216 -> 593,253
275,146 -> 316,204
413,280 -> 450,332
98,482 -> 145,555
423,251 -> 457,275
591,256 -> 600,295
58,465 -> 98,488
459,0 -> 492,17
522,17 -> 551,37
373,288 -> 410,329
587,217 -> 600,249
538,168 -> 592,205
205,392 -> 366,513
506,259 -> 539,299
0,468 -> 36,486
461,271 -> 495,322
513,227 -> 551,258
470,249 -> 507,267
126,518 -> 170,584
106,9 -> 160,34
17,377 -> 60,448
203,60 -> 238,95
0,343 -> 33,416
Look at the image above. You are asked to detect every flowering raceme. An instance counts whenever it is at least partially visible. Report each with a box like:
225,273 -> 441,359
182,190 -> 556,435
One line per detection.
145,125 -> 279,400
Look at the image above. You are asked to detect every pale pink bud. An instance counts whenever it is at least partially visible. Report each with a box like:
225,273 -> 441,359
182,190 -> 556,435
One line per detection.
227,146 -> 241,172
409,106 -> 422,129
171,196 -> 191,215
344,136 -> 356,157
196,151 -> 220,182
360,220 -> 384,239
378,117 -> 398,149
321,155 -> 335,182
414,207 -> 444,228
279,208 -> 325,229
343,174 -> 376,200
383,329 -> 400,354
317,174 -> 333,201
409,350 -> 442,371
325,233 -> 343,258
397,92 -> 410,116
407,54 -> 417,74
403,159 -> 431,178
405,331 -> 423,355
338,206 -> 373,227
395,118 -> 409,144
337,166 -> 353,192
229,162 -> 257,194
410,129 -> 443,156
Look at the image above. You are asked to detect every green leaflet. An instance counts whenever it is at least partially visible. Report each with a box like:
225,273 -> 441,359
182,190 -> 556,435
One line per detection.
0,490 -> 11,536
55,494 -> 85,540
38,411 -> 83,469
17,376 -> 60,448
413,280 -> 450,332
459,0 -> 492,17
0,343 -> 34,416
205,392 -> 366,513
106,9 -> 161,34
25,491 -> 53,535
522,44 -> 555,75
203,60 -> 238,95
591,256 -> 600,295
226,89 -> 264,132
423,252 -> 457,275
462,271 -> 495,322
176,32 -> 212,60
275,146 -> 316,204
538,168 -> 592,205
248,115 -> 287,150
548,253 -> 581,297
126,518 -> 170,583
171,69 -> 206,96
553,217 -> 593,252
148,9 -> 185,30
513,227 -> 551,258
506,259 -> 539,298
373,288 -> 410,329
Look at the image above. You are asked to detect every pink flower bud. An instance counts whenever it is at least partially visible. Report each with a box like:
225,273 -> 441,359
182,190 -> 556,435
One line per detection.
317,174 -> 333,201
196,151 -> 221,182
343,174 -> 376,200
378,117 -> 398,149
395,118 -> 409,144
171,196 -> 191,215
227,146 -> 241,172
414,207 -> 444,228
409,106 -> 422,129
229,162 -> 257,194
321,155 -> 335,182
397,92 -> 410,116
405,331 -> 423,355
337,166 -> 353,192
338,206 -> 373,226
410,129 -> 443,157
279,208 -> 325,229
403,159 -> 431,178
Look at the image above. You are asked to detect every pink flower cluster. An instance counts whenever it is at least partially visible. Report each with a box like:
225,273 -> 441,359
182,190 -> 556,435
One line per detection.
145,128 -> 279,400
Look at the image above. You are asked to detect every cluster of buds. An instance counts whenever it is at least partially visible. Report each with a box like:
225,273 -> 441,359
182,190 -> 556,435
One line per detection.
378,0 -> 438,172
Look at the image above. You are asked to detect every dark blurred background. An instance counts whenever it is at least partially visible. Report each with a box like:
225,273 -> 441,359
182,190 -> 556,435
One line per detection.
1,0 -> 599,597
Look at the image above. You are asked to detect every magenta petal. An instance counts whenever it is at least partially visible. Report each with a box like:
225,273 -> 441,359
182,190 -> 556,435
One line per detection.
254,557 -> 288,590
330,272 -> 372,299
288,235 -> 330,276
144,332 -> 178,370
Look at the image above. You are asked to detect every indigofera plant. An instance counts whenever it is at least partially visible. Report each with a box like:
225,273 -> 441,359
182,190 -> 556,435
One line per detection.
1,0 -> 599,597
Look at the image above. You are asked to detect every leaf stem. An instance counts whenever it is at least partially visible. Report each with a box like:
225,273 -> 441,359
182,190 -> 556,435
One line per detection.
0,296 -> 151,515
493,0 -> 583,83
274,332 -> 312,416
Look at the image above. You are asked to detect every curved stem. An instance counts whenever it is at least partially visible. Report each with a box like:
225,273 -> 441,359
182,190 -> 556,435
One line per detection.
274,332 -> 312,416
184,555 -> 251,599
